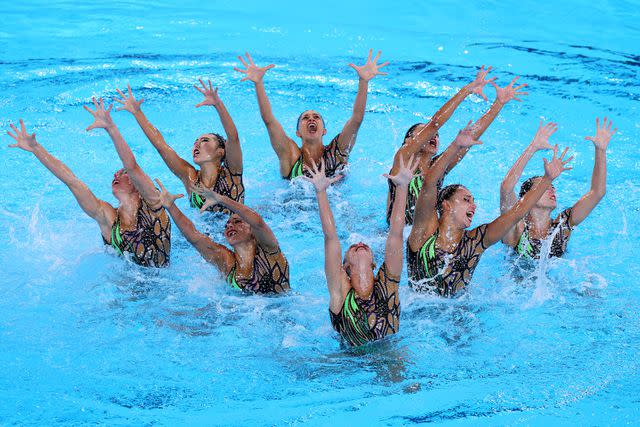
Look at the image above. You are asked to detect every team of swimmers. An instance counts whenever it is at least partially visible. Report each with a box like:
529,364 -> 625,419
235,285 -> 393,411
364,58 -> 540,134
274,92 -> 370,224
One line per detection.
7,50 -> 617,347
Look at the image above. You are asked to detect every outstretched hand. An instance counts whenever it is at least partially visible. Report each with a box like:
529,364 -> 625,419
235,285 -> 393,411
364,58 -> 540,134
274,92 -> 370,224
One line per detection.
154,178 -> 184,208
543,145 -> 573,180
453,121 -> 483,149
84,97 -> 114,131
7,119 -> 38,152
194,78 -> 221,108
469,65 -> 496,101
530,120 -> 557,151
189,181 -> 220,213
113,84 -> 144,114
234,52 -> 275,83
302,159 -> 343,192
349,49 -> 389,82
384,154 -> 420,187
490,76 -> 528,104
585,117 -> 617,151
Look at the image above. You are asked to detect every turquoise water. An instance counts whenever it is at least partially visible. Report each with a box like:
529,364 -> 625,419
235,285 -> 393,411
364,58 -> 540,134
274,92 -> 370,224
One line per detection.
1,1 -> 639,425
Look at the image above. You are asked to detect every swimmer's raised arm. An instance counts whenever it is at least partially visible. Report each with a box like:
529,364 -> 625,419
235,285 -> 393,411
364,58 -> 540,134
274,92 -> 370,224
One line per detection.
85,98 -> 162,208
484,146 -> 572,246
194,79 -> 243,174
190,181 -> 279,252
114,84 -> 197,184
155,178 -> 234,272
391,65 -> 493,174
409,124 -> 482,249
383,155 -> 419,276
448,77 -> 529,172
336,50 -> 389,155
235,52 -> 298,176
499,121 -> 556,246
7,120 -> 116,236
303,160 -> 346,314
569,117 -> 616,227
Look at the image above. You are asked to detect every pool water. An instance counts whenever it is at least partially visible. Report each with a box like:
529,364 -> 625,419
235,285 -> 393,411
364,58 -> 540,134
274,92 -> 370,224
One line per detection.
1,1 -> 639,425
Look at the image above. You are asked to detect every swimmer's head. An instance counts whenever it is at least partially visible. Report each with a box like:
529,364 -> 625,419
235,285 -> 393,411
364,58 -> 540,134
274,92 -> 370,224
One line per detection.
296,110 -> 326,141
437,184 -> 476,229
224,213 -> 254,246
402,123 -> 439,157
193,133 -> 226,165
520,176 -> 557,210
343,242 -> 376,295
111,168 -> 138,199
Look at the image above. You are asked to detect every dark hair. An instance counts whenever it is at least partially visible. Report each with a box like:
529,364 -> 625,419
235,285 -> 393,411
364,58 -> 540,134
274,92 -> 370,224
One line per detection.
296,111 -> 326,131
519,176 -> 542,198
437,184 -> 463,215
402,123 -> 439,147
210,132 -> 226,162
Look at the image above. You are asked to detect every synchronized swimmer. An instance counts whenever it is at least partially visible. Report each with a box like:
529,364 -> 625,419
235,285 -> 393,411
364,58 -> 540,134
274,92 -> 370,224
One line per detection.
7,50 -> 617,347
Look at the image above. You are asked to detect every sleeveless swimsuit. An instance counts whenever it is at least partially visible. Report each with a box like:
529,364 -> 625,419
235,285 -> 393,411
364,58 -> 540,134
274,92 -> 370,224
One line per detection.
103,199 -> 171,267
226,243 -> 290,294
189,164 -> 244,213
286,134 -> 349,180
515,208 -> 573,259
329,263 -> 400,347
386,154 -> 445,225
406,225 -> 489,296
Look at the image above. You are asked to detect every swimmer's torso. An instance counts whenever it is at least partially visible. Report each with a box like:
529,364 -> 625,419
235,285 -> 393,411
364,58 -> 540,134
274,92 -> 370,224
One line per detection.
226,243 -> 290,294
104,199 -> 171,268
190,164 -> 245,213
515,208 -> 573,259
407,225 -> 488,296
330,263 -> 400,346
287,134 -> 349,180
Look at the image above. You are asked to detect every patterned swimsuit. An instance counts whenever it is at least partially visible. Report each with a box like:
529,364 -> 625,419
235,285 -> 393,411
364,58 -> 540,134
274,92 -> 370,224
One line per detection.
329,263 -> 401,347
406,225 -> 489,296
286,134 -> 350,180
226,243 -> 290,294
103,199 -> 171,268
189,164 -> 244,213
515,208 -> 573,259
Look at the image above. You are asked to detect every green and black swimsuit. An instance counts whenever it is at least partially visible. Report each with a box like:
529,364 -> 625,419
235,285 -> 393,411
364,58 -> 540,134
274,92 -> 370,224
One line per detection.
189,164 -> 245,213
103,199 -> 171,268
515,208 -> 573,259
286,134 -> 349,180
226,243 -> 290,294
386,154 -> 445,225
329,263 -> 400,347
407,225 -> 488,296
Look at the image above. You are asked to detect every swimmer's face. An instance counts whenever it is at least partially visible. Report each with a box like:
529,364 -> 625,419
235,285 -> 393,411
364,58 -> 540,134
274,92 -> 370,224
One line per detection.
535,179 -> 557,209
111,169 -> 136,197
442,186 -> 476,229
193,133 -> 224,165
405,125 -> 439,158
344,243 -> 374,270
296,110 -> 326,141
224,214 -> 253,246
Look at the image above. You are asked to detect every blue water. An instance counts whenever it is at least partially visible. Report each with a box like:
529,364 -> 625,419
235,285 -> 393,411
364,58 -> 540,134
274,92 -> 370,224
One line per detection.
1,1 -> 639,425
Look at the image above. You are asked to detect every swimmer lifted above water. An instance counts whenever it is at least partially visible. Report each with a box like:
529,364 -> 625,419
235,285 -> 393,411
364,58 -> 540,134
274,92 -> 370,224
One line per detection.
387,70 -> 528,225
305,155 -> 418,347
7,100 -> 171,267
155,180 -> 290,294
406,123 -> 572,296
500,118 -> 616,259
235,50 -> 388,180
113,81 -> 244,214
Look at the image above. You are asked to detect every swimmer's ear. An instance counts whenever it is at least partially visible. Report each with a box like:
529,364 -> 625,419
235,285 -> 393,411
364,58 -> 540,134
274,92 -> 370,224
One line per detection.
323,128 -> 327,136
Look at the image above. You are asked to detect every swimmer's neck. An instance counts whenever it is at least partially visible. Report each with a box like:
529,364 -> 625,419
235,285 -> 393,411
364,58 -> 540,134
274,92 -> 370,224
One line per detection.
198,160 -> 222,188
437,217 -> 465,251
301,140 -> 324,164
526,208 -> 553,235
232,239 -> 257,269
117,195 -> 141,224
349,265 -> 375,300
